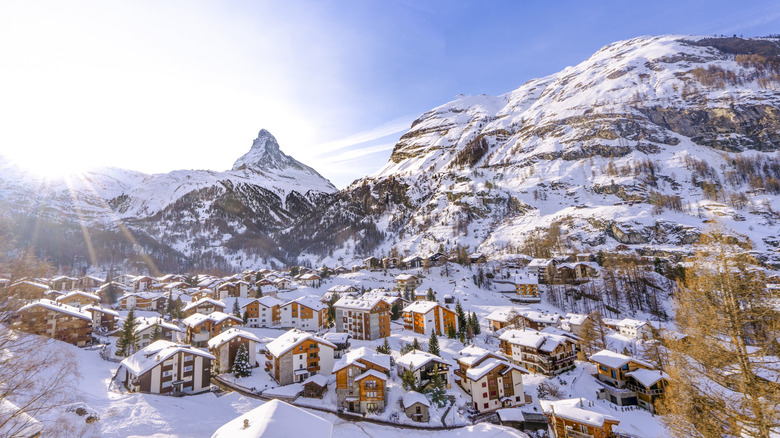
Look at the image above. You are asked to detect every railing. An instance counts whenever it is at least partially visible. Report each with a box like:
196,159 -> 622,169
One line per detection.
564,429 -> 594,438
626,383 -> 664,396
594,378 -> 635,395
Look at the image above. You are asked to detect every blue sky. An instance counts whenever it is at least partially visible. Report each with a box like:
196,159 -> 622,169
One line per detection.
1,1 -> 779,187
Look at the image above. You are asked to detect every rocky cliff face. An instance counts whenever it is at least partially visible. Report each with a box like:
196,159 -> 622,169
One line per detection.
292,35 -> 780,268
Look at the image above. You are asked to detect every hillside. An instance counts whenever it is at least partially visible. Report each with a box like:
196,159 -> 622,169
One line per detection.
291,35 -> 780,269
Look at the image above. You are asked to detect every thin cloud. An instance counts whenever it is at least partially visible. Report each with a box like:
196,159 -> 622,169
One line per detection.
311,114 -> 416,157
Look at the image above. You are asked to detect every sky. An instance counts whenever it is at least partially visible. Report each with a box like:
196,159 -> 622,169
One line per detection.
1,1 -> 780,188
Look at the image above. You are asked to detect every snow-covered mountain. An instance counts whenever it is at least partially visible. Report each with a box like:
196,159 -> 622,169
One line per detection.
290,35 -> 780,268
0,130 -> 336,272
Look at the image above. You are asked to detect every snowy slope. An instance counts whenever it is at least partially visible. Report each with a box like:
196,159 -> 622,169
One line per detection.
293,35 -> 780,268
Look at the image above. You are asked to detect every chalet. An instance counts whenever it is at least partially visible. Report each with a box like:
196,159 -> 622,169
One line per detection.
514,271 -> 540,300
332,347 -> 391,414
212,399 -> 333,438
207,328 -> 261,374
394,273 -> 420,290
265,329 -> 336,385
402,255 -> 423,269
97,281 -> 127,302
402,391 -> 430,422
298,273 -> 321,288
453,346 -> 529,413
131,275 -> 155,292
190,289 -> 215,301
50,276 -> 78,291
364,257 -> 380,270
426,252 -> 446,264
197,277 -> 223,291
381,257 -> 398,269
560,313 -> 590,337
55,290 -> 100,307
119,292 -> 167,312
327,284 -> 360,295
182,312 -> 242,347
272,277 -> 292,291
590,349 -> 668,412
279,296 -> 327,331
615,318 -> 653,340
157,274 -> 186,284
162,281 -> 189,292
16,300 -> 92,346
243,296 -> 284,328
217,281 -> 250,300
322,332 -> 351,358
6,281 -> 50,299
84,305 -> 119,332
402,301 -> 458,336
518,310 -> 561,331
396,349 -> 453,389
540,398 -> 620,438
116,274 -> 137,287
333,266 -> 349,275
302,373 -> 329,398
320,290 -> 358,304
116,340 -> 214,395
556,262 -> 598,283
485,308 -> 521,332
469,253 -> 487,264
333,295 -> 391,340
134,317 -> 183,349
77,275 -> 104,291
527,258 -> 556,284
182,298 -> 226,317
498,328 -> 577,376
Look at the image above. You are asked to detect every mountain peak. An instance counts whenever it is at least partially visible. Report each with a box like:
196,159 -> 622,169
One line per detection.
232,129 -> 298,172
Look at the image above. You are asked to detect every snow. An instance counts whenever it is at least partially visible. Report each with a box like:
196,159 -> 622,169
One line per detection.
120,340 -> 215,376
211,399 -> 333,438
19,299 -> 92,321
402,391 -> 430,408
332,347 -> 391,373
540,398 -> 618,428
265,329 -> 336,358
207,328 -> 261,349
396,349 -> 453,371
589,349 -> 652,370
625,368 -> 669,388
354,369 -> 388,382
403,301 -> 440,314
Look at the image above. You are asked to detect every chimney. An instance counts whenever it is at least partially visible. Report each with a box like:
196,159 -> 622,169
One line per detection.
243,419 -> 250,429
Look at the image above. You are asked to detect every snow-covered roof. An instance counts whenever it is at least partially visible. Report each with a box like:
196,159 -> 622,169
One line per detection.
564,313 -> 589,325
465,357 -> 526,381
51,275 -> 77,282
332,346 -> 391,373
0,398 -> 42,438
485,308 -> 518,323
283,296 -> 325,311
403,301 -> 442,314
135,317 -> 182,334
527,258 -> 552,268
589,350 -> 653,370
254,296 -> 285,308
55,290 -> 100,302
396,349 -> 452,371
83,305 -> 120,316
182,311 -> 240,328
454,345 -> 499,366
500,328 -> 576,352
266,329 -> 336,358
520,310 -> 560,324
333,295 -> 385,311
207,328 -> 261,349
327,284 -> 358,293
182,297 -> 225,312
121,340 -> 214,376
617,318 -> 649,329
395,273 -> 418,281
540,398 -> 619,428
19,299 -> 91,321
354,369 -> 388,382
298,273 -> 320,281
211,399 -> 332,438
402,391 -> 430,408
625,368 -> 669,388
321,332 -> 350,345
302,373 -> 329,387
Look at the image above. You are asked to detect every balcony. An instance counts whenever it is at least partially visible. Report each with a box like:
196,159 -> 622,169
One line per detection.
594,377 -> 636,396
564,428 -> 594,438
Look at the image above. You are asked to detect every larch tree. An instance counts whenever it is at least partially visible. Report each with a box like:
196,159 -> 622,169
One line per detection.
659,232 -> 780,438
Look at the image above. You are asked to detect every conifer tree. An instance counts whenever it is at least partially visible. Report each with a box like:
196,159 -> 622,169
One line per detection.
115,309 -> 139,357
446,324 -> 456,339
425,364 -> 447,407
455,300 -> 466,334
242,310 -> 248,325
412,337 -> 422,351
232,299 -> 241,319
470,312 -> 481,335
390,301 -> 401,320
426,287 -> 435,301
150,322 -> 164,342
401,368 -> 419,391
660,232 -> 780,438
232,344 -> 252,378
376,337 -> 391,354
428,331 -> 440,357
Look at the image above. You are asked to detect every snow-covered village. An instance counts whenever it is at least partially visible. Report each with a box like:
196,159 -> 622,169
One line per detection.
1,2 -> 780,438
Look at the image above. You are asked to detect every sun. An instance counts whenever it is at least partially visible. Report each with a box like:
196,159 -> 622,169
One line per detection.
4,148 -> 92,179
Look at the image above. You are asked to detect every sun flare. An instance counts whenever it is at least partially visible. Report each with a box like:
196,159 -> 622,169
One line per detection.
5,149 -> 91,179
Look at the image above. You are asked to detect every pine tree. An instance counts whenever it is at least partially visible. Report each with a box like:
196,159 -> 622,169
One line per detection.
232,344 -> 252,378
232,299 -> 241,319
659,232 -> 780,438
401,368 -> 419,391
115,309 -> 139,357
426,288 -> 436,301
470,312 -> 481,335
242,310 -> 248,325
412,337 -> 422,351
455,300 -> 466,334
428,331 -> 440,357
150,321 -> 164,342
446,324 -> 456,339
425,364 -> 447,408
390,301 -> 401,320
376,337 -> 391,354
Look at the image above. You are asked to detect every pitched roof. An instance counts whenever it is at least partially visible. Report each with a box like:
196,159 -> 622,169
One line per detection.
625,368 -> 669,388
120,340 -> 214,376
83,305 -> 120,317
402,301 -> 442,314
19,299 -> 91,321
589,349 -> 653,369
135,317 -> 182,334
182,311 -> 241,328
354,369 -> 388,382
396,349 -> 453,371
540,398 -> 619,428
302,373 -> 329,387
333,295 -> 385,311
485,308 -> 518,323
211,399 -> 333,438
266,329 -> 336,358
395,273 -> 418,281
55,290 -> 100,302
332,347 -> 391,373
285,296 -> 325,312
402,391 -> 430,408
182,297 -> 225,312
499,328 -> 574,352
465,357 -> 526,381
207,328 -> 261,349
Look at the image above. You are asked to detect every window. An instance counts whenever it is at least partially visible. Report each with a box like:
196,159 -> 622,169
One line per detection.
184,354 -> 192,362
481,382 -> 487,387
163,371 -> 172,378
309,352 -> 316,358
416,406 -> 421,414
490,391 -> 496,397
183,365 -> 193,372
482,392 -> 487,398
483,403 -> 489,409
162,381 -> 172,388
